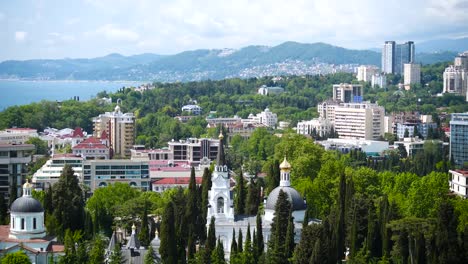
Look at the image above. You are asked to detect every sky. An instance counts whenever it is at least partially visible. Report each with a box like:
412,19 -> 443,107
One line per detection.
1,0 -> 468,61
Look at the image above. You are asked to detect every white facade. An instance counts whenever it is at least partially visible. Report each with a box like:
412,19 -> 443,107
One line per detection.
382,41 -> 395,74
449,169 -> 468,198
357,65 -> 379,82
334,102 -> 385,140
394,138 -> 442,157
318,101 -> 339,120
317,138 -> 389,155
0,128 -> 38,145
443,65 -> 467,94
32,154 -> 83,190
248,108 -> 278,128
371,74 -> 387,89
296,118 -> 333,137
181,104 -> 202,115
404,63 -> 421,88
257,85 -> 284,95
333,83 -> 363,103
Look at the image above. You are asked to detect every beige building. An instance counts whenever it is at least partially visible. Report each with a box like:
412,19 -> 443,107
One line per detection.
0,144 -> 34,203
334,102 -> 385,140
0,128 -> 38,145
296,118 -> 333,137
357,65 -> 379,82
404,63 -> 421,89
443,51 -> 468,101
92,105 -> 135,157
333,83 -> 363,103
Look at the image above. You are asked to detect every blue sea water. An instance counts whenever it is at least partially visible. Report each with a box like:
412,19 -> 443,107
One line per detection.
0,80 -> 143,111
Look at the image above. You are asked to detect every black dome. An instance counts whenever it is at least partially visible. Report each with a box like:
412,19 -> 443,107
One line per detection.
265,186 -> 306,211
10,197 -> 44,213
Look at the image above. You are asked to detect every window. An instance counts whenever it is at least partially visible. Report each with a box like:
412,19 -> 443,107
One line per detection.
21,218 -> 25,230
33,218 -> 37,229
217,197 -> 224,214
11,217 -> 14,229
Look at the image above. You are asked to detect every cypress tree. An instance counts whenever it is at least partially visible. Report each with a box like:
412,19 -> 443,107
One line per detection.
211,238 -> 226,264
285,208 -> 295,260
333,173 -> 346,263
237,228 -> 243,253
246,178 -> 259,215
242,224 -> 254,264
205,216 -> 217,261
256,211 -> 264,255
436,200 -> 462,263
139,200 -> 150,247
185,166 -> 200,257
144,246 -> 156,264
108,244 -> 124,264
160,202 -> 177,264
8,173 -> 17,207
302,207 -> 309,229
230,228 -> 238,255
200,167 -> 211,243
267,189 -> 291,264
83,210 -> 94,240
235,173 -> 246,215
252,229 -> 258,263
89,235 -> 105,264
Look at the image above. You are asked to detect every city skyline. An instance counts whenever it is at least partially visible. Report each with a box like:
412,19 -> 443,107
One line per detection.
1,0 -> 468,61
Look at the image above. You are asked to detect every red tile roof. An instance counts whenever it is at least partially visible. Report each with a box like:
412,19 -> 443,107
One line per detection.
72,127 -> 84,138
73,137 -> 108,150
152,177 -> 203,185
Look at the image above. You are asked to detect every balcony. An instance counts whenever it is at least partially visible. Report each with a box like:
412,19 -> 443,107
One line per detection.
0,156 -> 32,164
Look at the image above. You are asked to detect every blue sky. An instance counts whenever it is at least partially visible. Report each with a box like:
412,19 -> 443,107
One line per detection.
1,0 -> 468,61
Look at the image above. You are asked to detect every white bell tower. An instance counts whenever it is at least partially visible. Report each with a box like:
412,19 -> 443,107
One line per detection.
207,132 -> 234,222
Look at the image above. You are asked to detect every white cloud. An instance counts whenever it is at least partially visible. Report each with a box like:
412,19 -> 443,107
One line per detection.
15,31 -> 27,42
93,24 -> 140,42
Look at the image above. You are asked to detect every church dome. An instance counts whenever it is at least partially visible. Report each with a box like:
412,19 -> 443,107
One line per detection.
10,197 -> 44,213
265,186 -> 306,211
279,157 -> 291,170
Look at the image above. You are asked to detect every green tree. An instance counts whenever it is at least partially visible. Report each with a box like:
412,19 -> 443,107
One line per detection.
108,244 -> 124,264
267,189 -> 292,264
200,168 -> 211,243
139,200 -> 150,247
1,251 -> 32,264
237,228 -> 243,253
52,164 -> 85,240
211,239 -> 226,264
246,178 -> 260,215
25,137 -> 49,155
235,174 -> 246,215
89,235 -> 105,264
285,209 -> 295,260
144,246 -> 158,264
242,224 -> 254,264
160,202 -> 178,264
255,211 -> 264,257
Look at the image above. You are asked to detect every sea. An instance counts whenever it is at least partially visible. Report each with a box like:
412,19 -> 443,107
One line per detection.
0,80 -> 144,111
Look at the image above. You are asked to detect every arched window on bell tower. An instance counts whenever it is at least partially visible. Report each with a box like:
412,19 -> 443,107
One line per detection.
217,197 -> 224,214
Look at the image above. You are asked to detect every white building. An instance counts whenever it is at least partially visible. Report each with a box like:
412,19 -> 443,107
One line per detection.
382,41 -> 395,74
247,108 -> 278,128
32,154 -> 84,190
208,134 -> 310,258
449,169 -> 468,198
0,181 -> 64,263
334,102 -> 385,140
443,51 -> 468,100
394,137 -> 443,157
318,100 -> 339,120
371,74 -> 387,89
404,63 -> 421,89
317,138 -> 389,156
0,128 -> 38,145
357,65 -> 379,82
181,104 -> 202,115
72,137 -> 110,160
296,118 -> 333,137
257,85 -> 285,95
333,83 -> 363,103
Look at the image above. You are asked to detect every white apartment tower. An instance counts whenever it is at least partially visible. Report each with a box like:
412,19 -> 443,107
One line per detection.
404,63 -> 421,88
382,41 -> 415,75
443,52 -> 468,101
333,103 -> 385,140
93,105 -> 135,157
382,41 -> 395,74
357,65 -> 379,82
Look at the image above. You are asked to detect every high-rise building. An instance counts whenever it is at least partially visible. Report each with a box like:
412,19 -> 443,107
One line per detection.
371,74 -> 387,89
395,41 -> 415,74
92,105 -> 135,157
450,112 -> 468,168
382,41 -> 395,74
404,63 -> 421,89
382,41 -> 415,75
0,144 -> 34,203
357,65 -> 379,82
333,102 -> 385,140
443,52 -> 468,100
332,83 -> 363,103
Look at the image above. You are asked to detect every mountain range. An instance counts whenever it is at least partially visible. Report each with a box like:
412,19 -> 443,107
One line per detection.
0,39 -> 465,82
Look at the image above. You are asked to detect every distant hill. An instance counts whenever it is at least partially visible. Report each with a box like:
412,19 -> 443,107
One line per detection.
0,41 -> 459,82
417,37 -> 468,53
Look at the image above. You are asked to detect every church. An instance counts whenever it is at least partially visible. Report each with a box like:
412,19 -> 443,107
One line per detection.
0,180 -> 64,263
207,133 -> 314,257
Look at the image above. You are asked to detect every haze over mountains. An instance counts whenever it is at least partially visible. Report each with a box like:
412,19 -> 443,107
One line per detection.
0,39 -> 465,82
